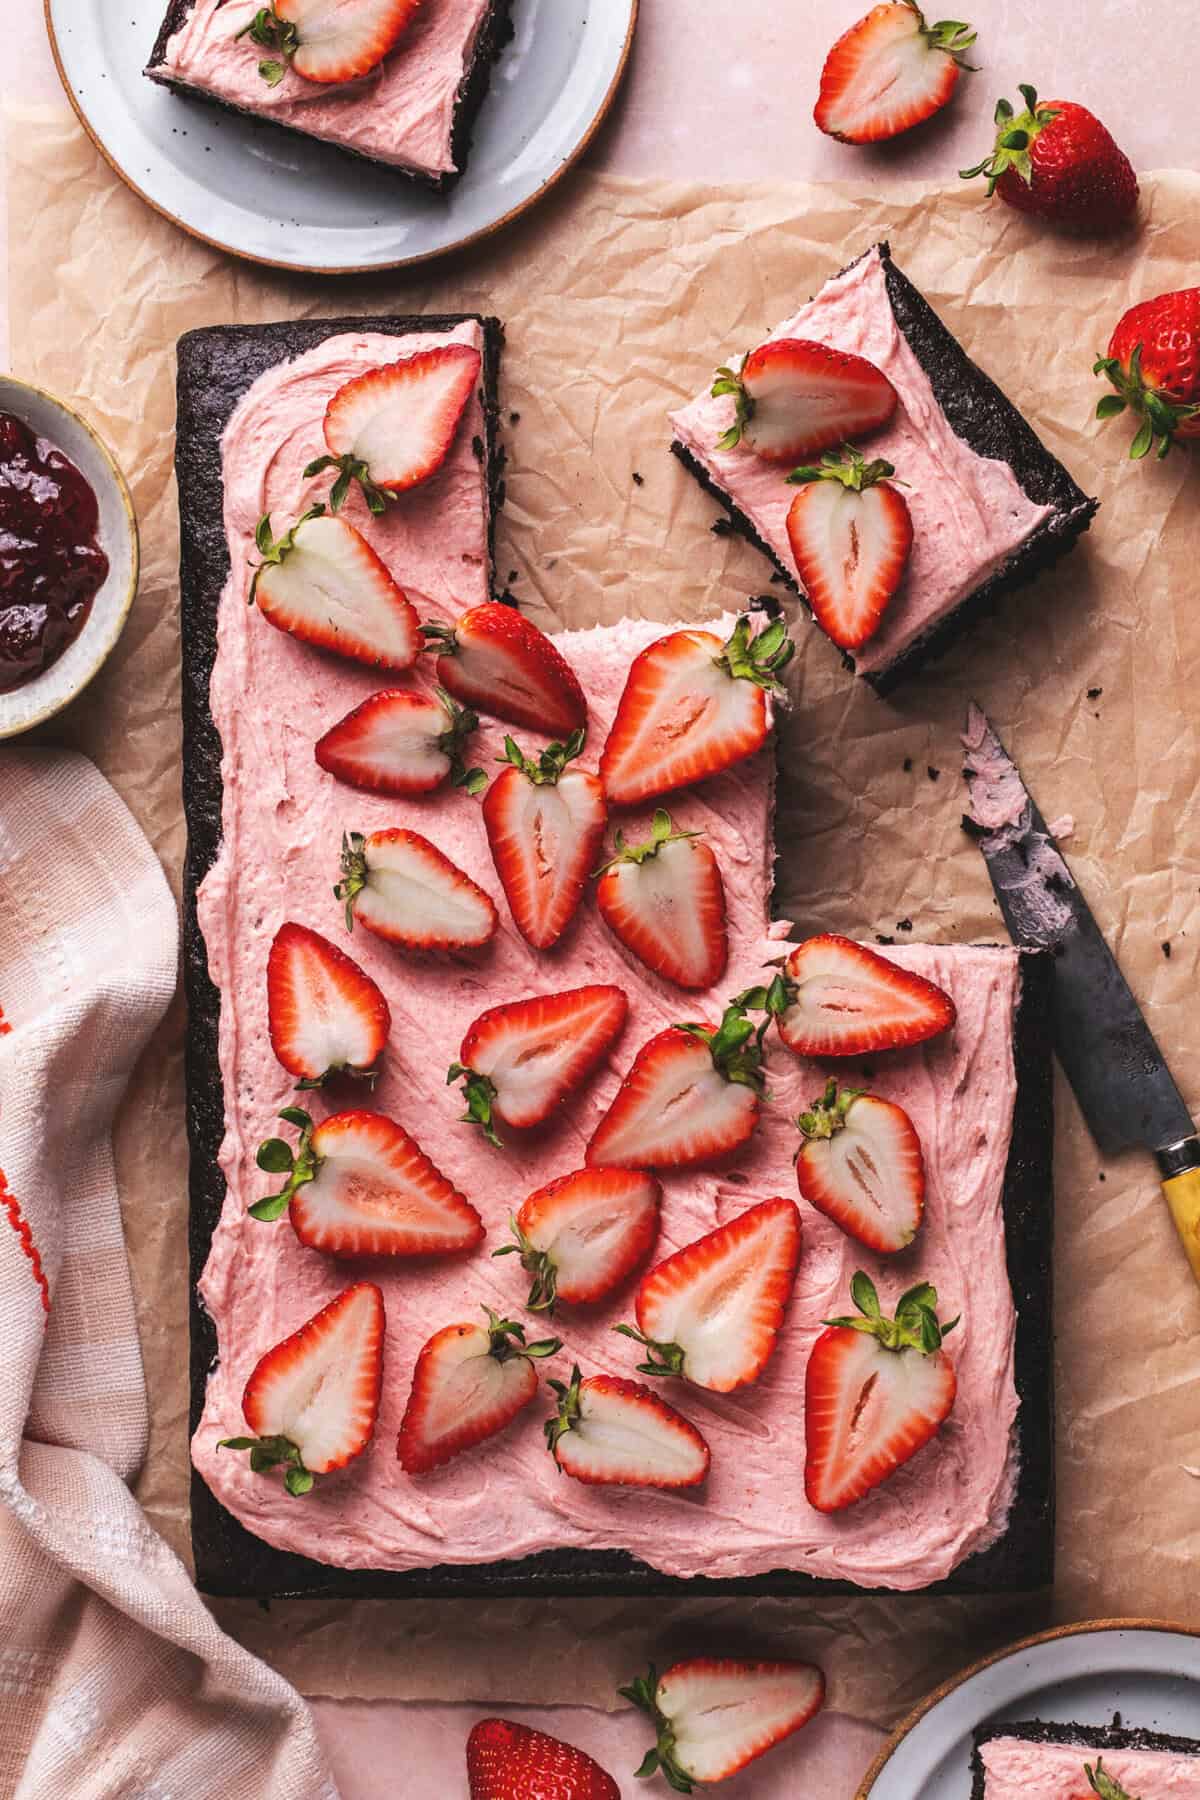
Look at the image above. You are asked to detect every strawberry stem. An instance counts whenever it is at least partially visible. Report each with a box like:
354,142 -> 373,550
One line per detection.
302,452 -> 390,516
824,1270 -> 959,1354
729,971 -> 795,1049
786,445 -> 902,491
249,1107 -> 319,1222
495,729 -> 587,786
595,809 -> 701,876
447,1062 -> 502,1147
234,6 -> 300,86
716,614 -> 794,693
334,831 -> 368,933
247,503 -> 325,603
431,687 -> 487,795
481,1305 -> 561,1363
959,85 -> 1063,194
543,1364 -> 585,1464
618,1665 -> 695,1794
1086,1760 -> 1139,1800
493,1217 -> 561,1312
613,1322 -> 687,1381
796,1077 -> 866,1141
1093,342 -> 1200,461
711,361 -> 754,451
217,1432 -> 314,1496
675,995 -> 768,1092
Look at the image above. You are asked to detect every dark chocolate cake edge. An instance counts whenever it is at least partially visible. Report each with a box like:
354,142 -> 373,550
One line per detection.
970,1715 -> 1200,1797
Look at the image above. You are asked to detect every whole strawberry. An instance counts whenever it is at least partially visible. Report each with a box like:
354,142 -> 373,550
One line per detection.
961,85 -> 1137,232
467,1717 -> 619,1800
1095,289 -> 1200,460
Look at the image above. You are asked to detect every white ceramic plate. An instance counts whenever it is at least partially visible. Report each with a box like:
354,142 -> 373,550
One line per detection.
45,0 -> 638,273
0,378 -> 139,740
859,1621 -> 1200,1798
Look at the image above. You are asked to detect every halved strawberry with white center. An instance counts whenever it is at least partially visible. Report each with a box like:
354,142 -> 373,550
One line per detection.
805,1271 -> 958,1512
494,1167 -> 661,1313
238,0 -> 418,87
814,1 -> 977,145
621,1658 -> 825,1790
335,829 -> 498,951
596,810 -> 728,991
421,602 -> 588,738
397,1307 -> 561,1475
744,934 -> 956,1058
795,1079 -> 925,1253
303,343 -> 481,510
712,341 -> 898,464
586,999 -> 764,1171
315,686 -> 485,796
482,732 -> 607,950
544,1366 -> 710,1489
250,1107 -> 484,1257
615,1197 -> 801,1392
218,1281 -> 384,1495
449,985 -> 628,1145
600,616 -> 792,808
785,447 -> 914,650
249,507 -> 420,670
267,921 -> 391,1088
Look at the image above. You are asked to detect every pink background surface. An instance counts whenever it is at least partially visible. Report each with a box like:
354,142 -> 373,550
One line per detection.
4,0 -> 1197,1793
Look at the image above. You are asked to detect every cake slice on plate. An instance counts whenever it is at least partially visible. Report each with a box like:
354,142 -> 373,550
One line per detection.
973,1720 -> 1200,1797
146,0 -> 514,190
669,242 -> 1099,693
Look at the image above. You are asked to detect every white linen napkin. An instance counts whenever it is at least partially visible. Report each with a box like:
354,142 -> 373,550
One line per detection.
0,746 -> 338,1800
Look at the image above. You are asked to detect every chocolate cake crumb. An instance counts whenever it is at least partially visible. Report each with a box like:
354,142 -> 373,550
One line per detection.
876,934 -> 895,945
928,766 -> 941,782
1087,686 -> 1102,699
897,919 -> 913,932
471,435 -> 484,462
903,756 -> 913,772
710,516 -> 734,537
632,471 -> 644,487
1163,940 -> 1172,958
509,411 -> 521,425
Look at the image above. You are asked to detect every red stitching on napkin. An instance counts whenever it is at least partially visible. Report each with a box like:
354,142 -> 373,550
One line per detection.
0,1166 -> 50,1316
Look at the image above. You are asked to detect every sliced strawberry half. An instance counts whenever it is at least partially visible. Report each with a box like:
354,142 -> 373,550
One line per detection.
482,732 -> 607,950
249,508 -> 420,670
422,601 -> 588,738
795,1079 -> 925,1253
745,934 -> 956,1058
805,1271 -> 958,1512
545,1366 -> 710,1489
450,984 -> 628,1145
494,1167 -> 661,1313
467,1718 -> 619,1800
596,810 -> 728,991
397,1307 -> 561,1475
814,0 -> 977,145
314,686 -> 484,797
615,1197 -> 801,1392
267,921 -> 391,1088
335,828 -> 498,952
785,448 -> 914,650
239,0 -> 418,86
600,616 -> 792,808
218,1281 -> 384,1494
621,1658 -> 825,1789
586,998 -> 764,1171
250,1107 -> 484,1257
712,341 -> 897,464
304,343 -> 481,509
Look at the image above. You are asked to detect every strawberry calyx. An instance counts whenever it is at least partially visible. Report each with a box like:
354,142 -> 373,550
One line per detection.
612,1321 -> 686,1382
479,1305 -> 562,1365
217,1430 -> 314,1496
1094,343 -> 1200,461
618,1665 -> 695,1794
249,1107 -> 320,1222
302,451 -> 391,516
334,831 -> 370,931
711,359 -> 755,451
247,503 -> 325,603
824,1270 -> 959,1355
716,614 -> 794,693
235,6 -> 300,87
959,84 -> 1062,195
493,1217 -> 561,1312
797,1077 -> 865,1141
543,1363 -> 586,1464
676,996 -> 768,1093
494,727 -> 587,788
786,445 -> 901,492
730,969 -> 795,1045
594,808 -> 700,877
431,685 -> 487,795
897,0 -> 979,65
447,1062 -> 502,1147
1086,1759 -> 1138,1800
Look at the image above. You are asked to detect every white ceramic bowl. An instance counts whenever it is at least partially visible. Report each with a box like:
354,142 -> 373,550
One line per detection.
0,376 -> 139,739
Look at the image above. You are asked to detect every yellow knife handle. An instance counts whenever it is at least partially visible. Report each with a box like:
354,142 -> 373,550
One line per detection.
1159,1138 -> 1200,1286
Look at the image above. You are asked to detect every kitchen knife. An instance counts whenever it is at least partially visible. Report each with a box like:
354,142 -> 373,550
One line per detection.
962,703 -> 1200,1286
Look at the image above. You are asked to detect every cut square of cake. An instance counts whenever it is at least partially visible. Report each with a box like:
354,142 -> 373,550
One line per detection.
973,1720 -> 1200,1798
146,0 -> 514,190
669,243 -> 1099,694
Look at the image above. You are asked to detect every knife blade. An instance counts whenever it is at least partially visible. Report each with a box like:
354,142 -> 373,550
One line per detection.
962,704 -> 1200,1284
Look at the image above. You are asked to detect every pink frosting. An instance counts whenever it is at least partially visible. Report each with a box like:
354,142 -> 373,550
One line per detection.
192,334 -> 1023,1587
668,246 -> 1053,674
154,0 -> 493,176
980,1737 -> 1200,1797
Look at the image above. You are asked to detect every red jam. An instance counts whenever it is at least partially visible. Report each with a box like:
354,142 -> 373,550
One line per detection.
0,410 -> 110,694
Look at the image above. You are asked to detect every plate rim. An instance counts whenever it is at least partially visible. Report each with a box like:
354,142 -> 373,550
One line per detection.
856,1616 -> 1200,1798
42,0 -> 639,276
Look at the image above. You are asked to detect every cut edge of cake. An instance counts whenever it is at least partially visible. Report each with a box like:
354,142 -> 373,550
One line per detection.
144,0 -> 516,193
972,1718 -> 1200,1799
669,241 -> 1100,696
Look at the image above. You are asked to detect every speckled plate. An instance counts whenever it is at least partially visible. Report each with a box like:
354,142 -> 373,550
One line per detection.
858,1620 -> 1200,1799
44,0 -> 638,273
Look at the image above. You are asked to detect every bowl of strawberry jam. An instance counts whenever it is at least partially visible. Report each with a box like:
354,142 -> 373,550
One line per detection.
0,377 -> 138,738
